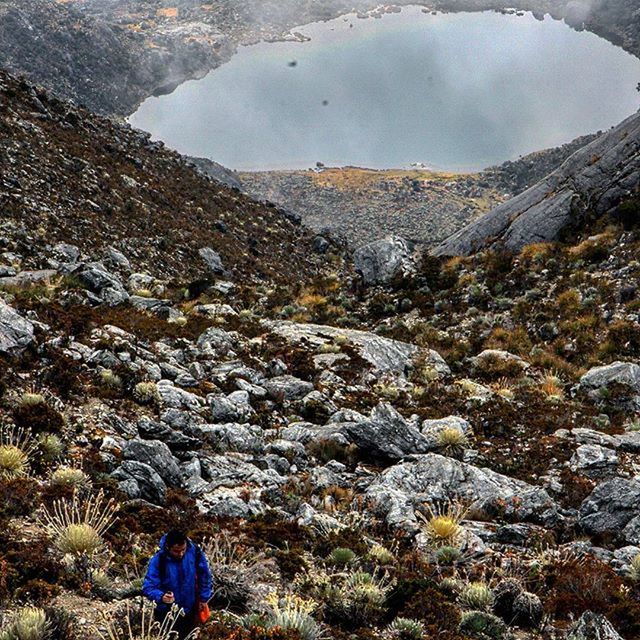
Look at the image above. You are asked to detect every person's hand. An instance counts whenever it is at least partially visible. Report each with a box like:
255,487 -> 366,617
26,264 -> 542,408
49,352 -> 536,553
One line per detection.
162,592 -> 175,604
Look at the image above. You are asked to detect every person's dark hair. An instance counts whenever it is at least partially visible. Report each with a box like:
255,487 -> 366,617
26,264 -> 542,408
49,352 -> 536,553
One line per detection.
165,529 -> 188,548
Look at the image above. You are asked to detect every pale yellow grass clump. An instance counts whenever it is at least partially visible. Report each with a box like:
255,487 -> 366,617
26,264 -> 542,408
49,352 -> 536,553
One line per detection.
417,501 -> 467,549
40,490 -> 118,556
0,425 -> 35,479
436,428 -> 469,458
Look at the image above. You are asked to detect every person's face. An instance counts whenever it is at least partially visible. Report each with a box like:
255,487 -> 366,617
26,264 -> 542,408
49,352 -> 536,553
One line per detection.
168,542 -> 187,560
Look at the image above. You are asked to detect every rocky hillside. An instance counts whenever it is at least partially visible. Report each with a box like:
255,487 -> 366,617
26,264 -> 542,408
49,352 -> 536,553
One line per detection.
1,66 -> 640,640
0,69 -> 325,285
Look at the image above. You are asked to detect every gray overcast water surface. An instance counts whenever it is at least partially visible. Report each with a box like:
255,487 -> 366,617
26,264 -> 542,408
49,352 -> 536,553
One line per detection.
129,8 -> 640,172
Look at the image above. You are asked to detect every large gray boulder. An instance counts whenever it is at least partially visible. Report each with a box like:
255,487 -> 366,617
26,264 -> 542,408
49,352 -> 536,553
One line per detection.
156,380 -> 204,411
341,403 -> 431,462
112,460 -> 167,504
579,362 -> 640,408
0,300 -> 35,354
198,454 -> 285,492
196,423 -> 264,454
354,235 -> 416,286
579,478 -> 640,542
569,444 -> 619,479
266,321 -> 449,379
263,375 -> 314,401
365,453 -> 557,530
434,111 -> 640,255
70,261 -> 129,305
567,611 -> 624,640
198,247 -> 225,274
123,438 -> 183,488
208,390 -> 255,423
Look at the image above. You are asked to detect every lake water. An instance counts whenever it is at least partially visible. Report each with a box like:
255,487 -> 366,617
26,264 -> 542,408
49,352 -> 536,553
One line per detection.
129,7 -> 640,172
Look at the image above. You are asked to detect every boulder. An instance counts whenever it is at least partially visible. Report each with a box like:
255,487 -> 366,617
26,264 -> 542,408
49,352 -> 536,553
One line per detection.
70,261 -> 129,305
434,110 -> 640,256
341,403 -> 431,462
197,487 -> 266,518
137,416 -> 199,450
263,375 -> 314,401
129,295 -> 184,321
353,236 -> 416,286
569,444 -> 618,478
197,423 -> 264,454
112,460 -> 167,504
156,380 -> 204,411
198,454 -> 285,492
199,247 -> 225,274
266,321 -> 449,379
567,611 -> 624,640
0,300 -> 35,354
123,438 -> 183,488
579,478 -> 640,542
469,349 -> 529,374
579,362 -> 640,408
422,416 -> 473,445
365,453 -> 557,530
196,327 -> 236,356
208,390 -> 255,423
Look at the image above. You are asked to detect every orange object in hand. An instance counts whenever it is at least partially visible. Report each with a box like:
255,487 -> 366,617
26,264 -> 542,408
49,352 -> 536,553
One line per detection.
198,603 -> 211,624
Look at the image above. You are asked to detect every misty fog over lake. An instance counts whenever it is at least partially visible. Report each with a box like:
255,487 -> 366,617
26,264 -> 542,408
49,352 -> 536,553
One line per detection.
129,7 -> 640,172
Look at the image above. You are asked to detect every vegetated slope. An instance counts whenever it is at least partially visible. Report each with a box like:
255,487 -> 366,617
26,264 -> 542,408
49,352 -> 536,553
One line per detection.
434,110 -> 640,256
0,69 -> 324,284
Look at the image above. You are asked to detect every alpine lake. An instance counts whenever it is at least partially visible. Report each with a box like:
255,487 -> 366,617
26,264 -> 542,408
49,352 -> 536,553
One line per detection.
129,7 -> 640,172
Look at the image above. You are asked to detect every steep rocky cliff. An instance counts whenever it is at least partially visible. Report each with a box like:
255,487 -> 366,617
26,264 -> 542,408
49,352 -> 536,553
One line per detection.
434,111 -> 640,255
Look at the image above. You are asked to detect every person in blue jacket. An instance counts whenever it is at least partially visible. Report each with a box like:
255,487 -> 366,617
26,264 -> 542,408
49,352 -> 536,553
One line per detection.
143,530 -> 213,638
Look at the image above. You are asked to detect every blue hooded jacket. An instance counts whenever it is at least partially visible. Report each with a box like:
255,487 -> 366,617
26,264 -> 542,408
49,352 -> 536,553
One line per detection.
142,534 -> 213,615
